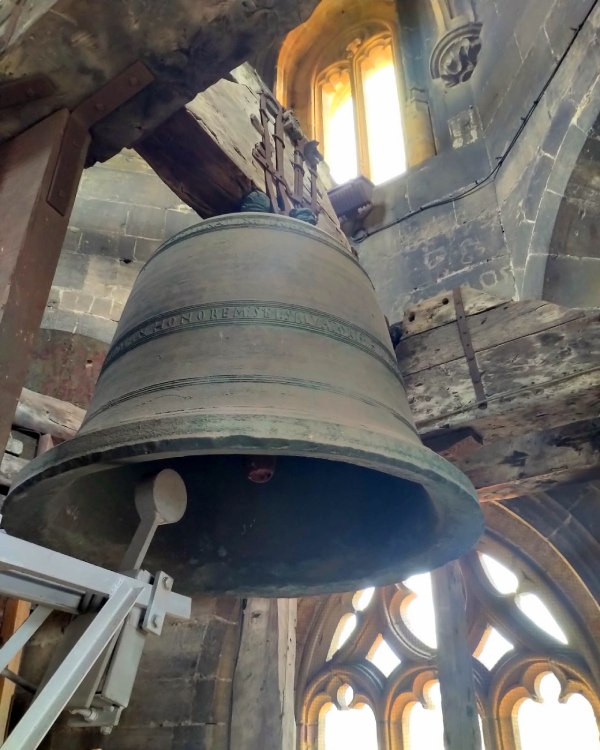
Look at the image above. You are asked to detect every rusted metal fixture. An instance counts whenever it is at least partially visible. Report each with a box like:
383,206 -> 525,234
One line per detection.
4,213 -> 482,597
252,91 -> 322,220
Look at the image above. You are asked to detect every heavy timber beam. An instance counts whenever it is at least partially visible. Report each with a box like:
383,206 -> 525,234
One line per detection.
457,419 -> 600,503
432,562 -> 481,750
0,65 -> 152,456
230,598 -> 297,750
0,110 -> 88,455
136,66 -> 345,244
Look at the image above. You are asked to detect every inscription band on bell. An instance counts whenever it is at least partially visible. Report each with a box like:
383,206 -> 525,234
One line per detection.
101,301 -> 400,378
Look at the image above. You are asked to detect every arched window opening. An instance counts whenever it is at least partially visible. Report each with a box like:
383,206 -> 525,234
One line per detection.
474,625 -> 514,670
515,672 -> 600,750
319,698 -> 378,750
404,681 -> 445,749
316,34 -> 405,185
353,587 -> 375,612
327,613 -> 357,660
300,538 -> 600,750
367,634 -> 401,678
400,572 -> 437,648
515,592 -> 568,644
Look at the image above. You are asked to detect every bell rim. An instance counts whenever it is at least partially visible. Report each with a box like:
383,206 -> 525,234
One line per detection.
7,411 -> 483,576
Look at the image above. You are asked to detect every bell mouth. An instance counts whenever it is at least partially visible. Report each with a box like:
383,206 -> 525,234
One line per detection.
4,413 -> 482,597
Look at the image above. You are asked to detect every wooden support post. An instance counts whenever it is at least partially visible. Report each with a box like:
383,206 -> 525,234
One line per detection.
431,561 -> 481,750
0,599 -> 31,740
230,598 -> 297,750
0,110 -> 88,454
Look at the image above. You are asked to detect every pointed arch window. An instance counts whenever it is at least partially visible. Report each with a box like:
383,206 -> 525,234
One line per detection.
316,34 -> 405,185
298,540 -> 600,750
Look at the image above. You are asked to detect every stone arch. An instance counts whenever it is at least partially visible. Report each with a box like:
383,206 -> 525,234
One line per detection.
517,4 -> 600,301
542,111 -> 600,307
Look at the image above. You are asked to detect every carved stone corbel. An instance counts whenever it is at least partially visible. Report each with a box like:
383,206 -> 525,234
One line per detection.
429,0 -> 483,87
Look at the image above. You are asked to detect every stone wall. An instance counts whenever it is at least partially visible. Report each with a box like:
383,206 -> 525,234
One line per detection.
355,0 -> 600,317
27,151 -> 200,405
25,597 -> 241,750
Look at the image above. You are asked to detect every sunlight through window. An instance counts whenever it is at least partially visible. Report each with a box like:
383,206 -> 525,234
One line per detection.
516,673 -> 600,750
480,553 -> 519,595
475,626 -> 514,670
516,593 -> 568,644
362,54 -> 405,183
320,702 -> 378,750
405,681 -> 445,749
402,573 -> 437,648
321,69 -> 357,184
367,635 -> 401,677
318,35 -> 405,185
353,587 -> 375,612
327,613 -> 358,660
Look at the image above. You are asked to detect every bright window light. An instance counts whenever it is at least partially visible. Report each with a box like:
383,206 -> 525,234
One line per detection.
402,573 -> 437,648
517,673 -> 600,750
516,593 -> 568,644
367,635 -> 401,677
353,587 -> 375,612
475,626 -> 514,670
327,613 -> 358,660
320,702 -> 378,750
363,63 -> 405,183
480,553 -> 519,595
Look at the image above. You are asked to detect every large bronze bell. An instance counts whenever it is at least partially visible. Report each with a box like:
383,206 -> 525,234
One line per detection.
4,213 -> 482,596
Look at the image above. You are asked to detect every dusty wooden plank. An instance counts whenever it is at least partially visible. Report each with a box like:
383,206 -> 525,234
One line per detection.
398,299 -> 585,375
398,287 -> 509,337
455,419 -> 600,502
431,562 -> 482,750
479,315 -> 599,398
417,367 -> 600,442
14,388 -> 86,441
0,598 -> 31,741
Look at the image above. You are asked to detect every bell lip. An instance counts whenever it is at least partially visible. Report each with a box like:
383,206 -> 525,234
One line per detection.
6,412 -> 483,590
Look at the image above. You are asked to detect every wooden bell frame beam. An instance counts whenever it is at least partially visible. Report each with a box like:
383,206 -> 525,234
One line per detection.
0,63 -> 153,456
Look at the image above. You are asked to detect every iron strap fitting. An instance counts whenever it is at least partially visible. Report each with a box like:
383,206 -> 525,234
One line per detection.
452,287 -> 487,408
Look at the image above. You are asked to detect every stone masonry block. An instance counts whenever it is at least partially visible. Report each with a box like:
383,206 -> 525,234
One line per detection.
79,167 -> 182,209
79,229 -> 120,257
126,204 -> 166,240
52,252 -> 89,291
134,237 -> 162,262
90,297 -> 113,318
70,197 -> 129,234
60,291 -> 94,314
165,208 -> 202,238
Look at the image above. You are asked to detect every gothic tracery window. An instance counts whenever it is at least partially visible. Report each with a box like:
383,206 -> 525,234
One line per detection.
298,541 -> 600,750
276,0 -> 419,188
316,34 -> 405,185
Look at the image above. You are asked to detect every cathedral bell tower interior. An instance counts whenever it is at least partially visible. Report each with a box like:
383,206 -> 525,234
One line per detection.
0,0 -> 598,748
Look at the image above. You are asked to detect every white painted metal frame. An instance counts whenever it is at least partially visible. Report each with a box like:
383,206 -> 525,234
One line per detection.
0,531 -> 191,750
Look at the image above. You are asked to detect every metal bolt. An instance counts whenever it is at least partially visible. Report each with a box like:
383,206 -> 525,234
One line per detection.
151,614 -> 161,628
162,575 -> 172,590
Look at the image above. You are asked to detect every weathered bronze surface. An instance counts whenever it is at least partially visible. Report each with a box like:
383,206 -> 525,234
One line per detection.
4,213 -> 482,596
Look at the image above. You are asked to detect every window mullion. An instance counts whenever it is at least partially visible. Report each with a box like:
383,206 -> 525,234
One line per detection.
349,56 -> 370,179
